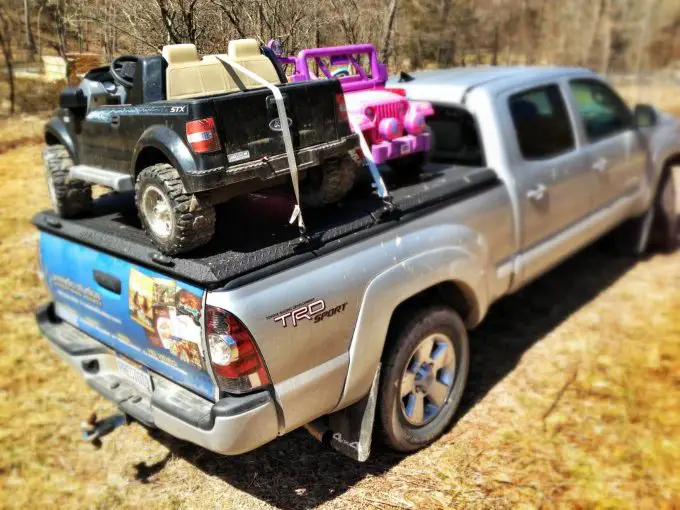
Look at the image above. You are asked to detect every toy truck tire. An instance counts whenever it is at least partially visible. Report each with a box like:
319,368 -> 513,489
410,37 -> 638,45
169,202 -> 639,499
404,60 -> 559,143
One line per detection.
377,305 -> 469,452
300,155 -> 357,207
43,145 -> 93,218
135,163 -> 216,255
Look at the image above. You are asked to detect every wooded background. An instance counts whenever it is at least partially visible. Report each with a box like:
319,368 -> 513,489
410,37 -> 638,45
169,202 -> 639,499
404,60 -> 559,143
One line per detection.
0,0 -> 679,113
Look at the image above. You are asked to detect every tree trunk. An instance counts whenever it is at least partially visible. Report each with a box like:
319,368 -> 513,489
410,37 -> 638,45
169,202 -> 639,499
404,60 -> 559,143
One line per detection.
491,24 -> 499,66
0,11 -> 15,115
23,0 -> 37,61
600,0 -> 611,74
380,0 -> 398,61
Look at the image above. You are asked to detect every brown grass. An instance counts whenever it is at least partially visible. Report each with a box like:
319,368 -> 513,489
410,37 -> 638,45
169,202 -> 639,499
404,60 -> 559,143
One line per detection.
0,92 -> 679,509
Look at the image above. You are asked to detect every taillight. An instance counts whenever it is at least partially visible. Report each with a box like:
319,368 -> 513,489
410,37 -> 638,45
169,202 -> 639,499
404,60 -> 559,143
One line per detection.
186,117 -> 221,154
206,304 -> 270,394
335,93 -> 348,122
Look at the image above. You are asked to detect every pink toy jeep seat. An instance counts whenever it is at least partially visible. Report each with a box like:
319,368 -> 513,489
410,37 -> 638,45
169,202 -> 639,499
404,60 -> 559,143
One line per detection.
272,42 -> 434,165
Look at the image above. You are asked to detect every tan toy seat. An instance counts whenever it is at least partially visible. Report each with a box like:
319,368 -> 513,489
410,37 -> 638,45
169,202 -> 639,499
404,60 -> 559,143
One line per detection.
163,39 -> 281,100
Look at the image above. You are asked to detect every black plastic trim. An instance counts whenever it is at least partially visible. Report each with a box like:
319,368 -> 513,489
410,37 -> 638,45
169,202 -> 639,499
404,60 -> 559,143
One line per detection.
93,270 -> 122,294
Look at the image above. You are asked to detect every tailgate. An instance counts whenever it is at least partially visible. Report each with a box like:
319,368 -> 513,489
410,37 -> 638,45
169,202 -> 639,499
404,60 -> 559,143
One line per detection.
39,231 -> 215,400
212,80 -> 340,160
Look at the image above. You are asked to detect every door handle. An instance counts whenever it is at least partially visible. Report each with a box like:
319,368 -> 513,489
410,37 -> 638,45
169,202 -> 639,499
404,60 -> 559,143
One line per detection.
93,270 -> 121,294
592,157 -> 608,173
526,183 -> 547,202
110,114 -> 120,128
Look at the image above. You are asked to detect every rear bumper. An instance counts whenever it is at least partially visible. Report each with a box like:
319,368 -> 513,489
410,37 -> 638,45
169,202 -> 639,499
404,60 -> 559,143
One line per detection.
183,134 -> 359,194
36,303 -> 280,456
371,132 -> 431,165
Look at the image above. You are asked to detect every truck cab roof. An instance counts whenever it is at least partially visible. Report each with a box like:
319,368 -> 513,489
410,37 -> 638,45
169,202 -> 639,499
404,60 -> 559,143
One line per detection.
388,66 -> 597,105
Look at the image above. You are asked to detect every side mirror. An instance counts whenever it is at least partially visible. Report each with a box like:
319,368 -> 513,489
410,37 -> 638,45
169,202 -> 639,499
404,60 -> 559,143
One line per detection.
59,87 -> 87,110
634,104 -> 658,128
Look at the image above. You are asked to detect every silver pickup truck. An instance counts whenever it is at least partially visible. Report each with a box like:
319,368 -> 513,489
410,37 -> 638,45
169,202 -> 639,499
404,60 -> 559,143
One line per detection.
35,66 -> 679,461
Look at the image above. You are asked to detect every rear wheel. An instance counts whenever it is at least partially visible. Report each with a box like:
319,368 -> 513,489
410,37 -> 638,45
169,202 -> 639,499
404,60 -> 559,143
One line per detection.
300,155 -> 357,207
135,163 -> 216,255
377,306 -> 469,452
43,145 -> 92,217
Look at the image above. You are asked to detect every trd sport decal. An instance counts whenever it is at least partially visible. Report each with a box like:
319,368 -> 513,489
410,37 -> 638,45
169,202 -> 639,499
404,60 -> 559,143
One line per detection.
268,298 -> 348,328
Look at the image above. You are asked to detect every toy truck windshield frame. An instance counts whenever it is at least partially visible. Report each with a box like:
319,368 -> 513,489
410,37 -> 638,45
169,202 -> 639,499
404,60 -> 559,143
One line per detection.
285,44 -> 388,93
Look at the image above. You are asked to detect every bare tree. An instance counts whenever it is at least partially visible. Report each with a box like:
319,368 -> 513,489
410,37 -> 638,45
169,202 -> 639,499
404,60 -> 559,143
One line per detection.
380,0 -> 398,61
24,0 -> 38,61
0,8 -> 16,115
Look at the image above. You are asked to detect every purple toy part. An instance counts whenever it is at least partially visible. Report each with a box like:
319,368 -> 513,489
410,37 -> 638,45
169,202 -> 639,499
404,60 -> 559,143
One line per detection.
274,41 -> 435,165
283,44 -> 388,93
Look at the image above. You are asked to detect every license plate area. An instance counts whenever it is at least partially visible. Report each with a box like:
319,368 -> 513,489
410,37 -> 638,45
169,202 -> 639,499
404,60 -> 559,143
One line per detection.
116,356 -> 153,394
400,142 -> 411,155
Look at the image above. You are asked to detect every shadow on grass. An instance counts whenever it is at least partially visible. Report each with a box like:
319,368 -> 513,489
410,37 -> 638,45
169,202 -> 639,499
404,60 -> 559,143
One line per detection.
145,243 -> 639,509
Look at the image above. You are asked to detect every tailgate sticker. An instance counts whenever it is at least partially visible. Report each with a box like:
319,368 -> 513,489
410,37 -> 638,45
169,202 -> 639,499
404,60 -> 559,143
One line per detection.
128,268 -> 204,370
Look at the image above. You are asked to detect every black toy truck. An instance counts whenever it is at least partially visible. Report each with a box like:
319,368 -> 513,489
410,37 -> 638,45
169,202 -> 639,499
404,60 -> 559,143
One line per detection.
43,39 -> 359,255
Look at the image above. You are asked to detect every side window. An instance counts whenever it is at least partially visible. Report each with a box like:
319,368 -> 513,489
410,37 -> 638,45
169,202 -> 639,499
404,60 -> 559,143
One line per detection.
569,79 -> 633,142
509,84 -> 575,160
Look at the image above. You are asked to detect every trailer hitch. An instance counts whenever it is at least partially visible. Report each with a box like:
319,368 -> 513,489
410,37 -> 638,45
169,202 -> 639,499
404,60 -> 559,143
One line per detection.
81,412 -> 128,449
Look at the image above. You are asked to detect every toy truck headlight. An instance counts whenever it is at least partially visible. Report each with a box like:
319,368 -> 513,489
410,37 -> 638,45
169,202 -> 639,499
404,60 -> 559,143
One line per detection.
378,117 -> 401,141
404,110 -> 426,135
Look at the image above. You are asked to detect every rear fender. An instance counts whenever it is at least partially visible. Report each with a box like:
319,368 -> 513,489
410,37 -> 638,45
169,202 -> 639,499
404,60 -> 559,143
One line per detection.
333,246 -> 488,411
132,126 -> 197,184
45,116 -> 76,160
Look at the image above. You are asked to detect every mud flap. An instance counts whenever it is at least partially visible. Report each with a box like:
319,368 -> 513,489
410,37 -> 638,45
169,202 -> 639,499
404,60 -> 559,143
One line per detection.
305,364 -> 380,462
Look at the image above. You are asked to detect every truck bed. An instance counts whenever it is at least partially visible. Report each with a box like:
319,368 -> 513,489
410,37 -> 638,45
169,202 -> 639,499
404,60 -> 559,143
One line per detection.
33,164 -> 499,289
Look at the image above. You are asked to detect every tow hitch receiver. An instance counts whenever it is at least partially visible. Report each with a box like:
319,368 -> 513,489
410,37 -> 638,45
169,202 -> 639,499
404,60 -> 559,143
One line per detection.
81,412 -> 128,449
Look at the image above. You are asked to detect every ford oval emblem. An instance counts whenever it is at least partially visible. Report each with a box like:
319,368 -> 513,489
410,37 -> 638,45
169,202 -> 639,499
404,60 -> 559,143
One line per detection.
269,117 -> 293,131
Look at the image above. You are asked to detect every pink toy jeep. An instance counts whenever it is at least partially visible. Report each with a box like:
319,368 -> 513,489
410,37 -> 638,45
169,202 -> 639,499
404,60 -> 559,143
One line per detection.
272,42 -> 434,173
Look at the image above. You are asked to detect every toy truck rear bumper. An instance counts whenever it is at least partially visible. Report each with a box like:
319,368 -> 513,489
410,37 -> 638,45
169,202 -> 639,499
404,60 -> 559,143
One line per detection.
371,132 -> 431,165
183,134 -> 359,194
36,303 -> 280,456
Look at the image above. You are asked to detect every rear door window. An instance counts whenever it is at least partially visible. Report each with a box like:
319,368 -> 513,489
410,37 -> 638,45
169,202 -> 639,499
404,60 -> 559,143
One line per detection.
509,84 -> 575,160
569,79 -> 633,142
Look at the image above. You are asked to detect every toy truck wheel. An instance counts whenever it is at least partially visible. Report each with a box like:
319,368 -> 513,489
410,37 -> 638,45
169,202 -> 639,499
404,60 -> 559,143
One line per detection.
135,163 -> 216,255
300,155 -> 357,207
43,145 -> 93,218
377,305 -> 469,452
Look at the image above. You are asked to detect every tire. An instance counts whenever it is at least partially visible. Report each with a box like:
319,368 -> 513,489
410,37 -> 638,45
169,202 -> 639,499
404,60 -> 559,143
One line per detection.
43,145 -> 93,217
648,168 -> 677,252
377,305 -> 469,453
300,155 -> 357,207
135,163 -> 216,255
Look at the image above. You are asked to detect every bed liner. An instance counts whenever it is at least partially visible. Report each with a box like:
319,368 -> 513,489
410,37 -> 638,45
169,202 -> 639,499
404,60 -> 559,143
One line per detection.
33,164 -> 499,289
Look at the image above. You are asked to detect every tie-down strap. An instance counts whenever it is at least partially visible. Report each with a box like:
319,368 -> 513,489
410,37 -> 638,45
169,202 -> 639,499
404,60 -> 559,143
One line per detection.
216,55 -> 305,231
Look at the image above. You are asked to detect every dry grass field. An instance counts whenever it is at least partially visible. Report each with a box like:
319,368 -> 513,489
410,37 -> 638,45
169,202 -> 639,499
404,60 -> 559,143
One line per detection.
0,86 -> 679,509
